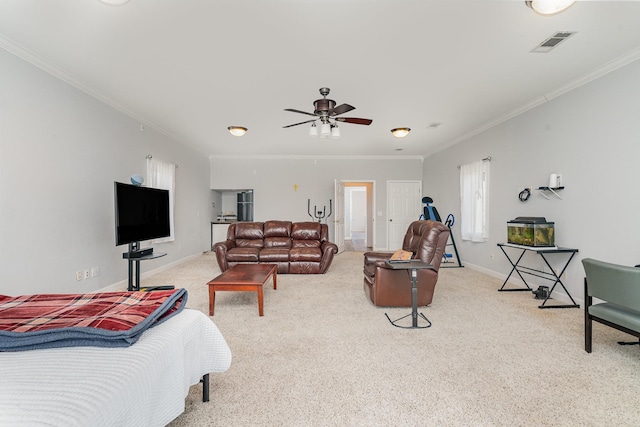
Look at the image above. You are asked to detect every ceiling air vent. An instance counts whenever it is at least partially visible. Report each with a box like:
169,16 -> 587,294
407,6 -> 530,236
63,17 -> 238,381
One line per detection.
531,31 -> 577,53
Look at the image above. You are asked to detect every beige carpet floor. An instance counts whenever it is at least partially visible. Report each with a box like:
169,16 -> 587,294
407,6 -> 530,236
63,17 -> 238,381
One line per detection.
141,251 -> 640,426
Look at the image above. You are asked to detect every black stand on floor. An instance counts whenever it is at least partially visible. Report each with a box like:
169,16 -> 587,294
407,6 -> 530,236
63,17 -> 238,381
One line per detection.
497,243 -> 579,309
384,260 -> 435,329
123,242 -> 170,291
441,214 -> 463,268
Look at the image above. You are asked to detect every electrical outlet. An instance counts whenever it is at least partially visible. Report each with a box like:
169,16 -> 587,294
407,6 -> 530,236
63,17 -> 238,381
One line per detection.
84,269 -> 90,280
76,271 -> 83,281
553,268 -> 567,280
91,267 -> 100,277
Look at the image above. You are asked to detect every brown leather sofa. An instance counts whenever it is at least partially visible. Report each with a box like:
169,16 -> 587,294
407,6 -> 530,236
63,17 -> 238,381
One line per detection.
213,220 -> 338,274
363,220 -> 450,307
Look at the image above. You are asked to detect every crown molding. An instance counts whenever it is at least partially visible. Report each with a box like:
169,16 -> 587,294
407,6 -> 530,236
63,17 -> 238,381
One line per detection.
0,34 -> 174,139
3,31 -> 639,162
436,47 -> 640,155
209,154 -> 424,161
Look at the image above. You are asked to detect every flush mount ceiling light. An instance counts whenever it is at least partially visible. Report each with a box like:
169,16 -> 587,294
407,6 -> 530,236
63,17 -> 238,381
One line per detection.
525,0 -> 576,15
391,128 -> 411,138
99,0 -> 130,5
227,126 -> 247,137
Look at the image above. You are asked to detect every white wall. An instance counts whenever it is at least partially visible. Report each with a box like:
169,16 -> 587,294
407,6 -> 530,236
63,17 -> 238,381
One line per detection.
210,156 -> 423,249
349,188 -> 367,233
0,49 -> 211,295
423,58 -> 640,305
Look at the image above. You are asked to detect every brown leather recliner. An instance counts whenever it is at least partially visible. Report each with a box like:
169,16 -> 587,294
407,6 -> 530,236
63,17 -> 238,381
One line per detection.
363,220 -> 450,307
214,220 -> 338,274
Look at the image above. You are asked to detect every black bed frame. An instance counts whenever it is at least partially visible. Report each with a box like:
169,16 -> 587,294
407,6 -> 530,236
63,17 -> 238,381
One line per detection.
200,374 -> 210,402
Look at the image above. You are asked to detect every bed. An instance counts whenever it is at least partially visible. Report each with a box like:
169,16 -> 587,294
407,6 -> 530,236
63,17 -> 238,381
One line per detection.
0,295 -> 232,426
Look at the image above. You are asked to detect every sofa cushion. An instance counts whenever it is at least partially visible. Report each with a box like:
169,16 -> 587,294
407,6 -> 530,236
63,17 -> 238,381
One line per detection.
259,248 -> 290,262
234,222 -> 264,238
264,220 -> 292,237
264,237 -> 292,248
226,247 -> 260,262
290,247 -> 322,262
291,222 -> 322,241
292,239 -> 321,249
234,222 -> 264,248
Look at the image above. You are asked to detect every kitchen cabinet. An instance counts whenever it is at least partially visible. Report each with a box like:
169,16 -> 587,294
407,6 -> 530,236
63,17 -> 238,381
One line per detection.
211,223 -> 231,250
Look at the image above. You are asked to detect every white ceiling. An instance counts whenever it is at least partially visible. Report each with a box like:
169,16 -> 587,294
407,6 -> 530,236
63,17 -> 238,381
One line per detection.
1,1 -> 639,158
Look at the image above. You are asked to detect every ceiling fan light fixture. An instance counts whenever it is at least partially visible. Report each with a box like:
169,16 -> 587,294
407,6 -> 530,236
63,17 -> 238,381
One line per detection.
331,125 -> 340,139
227,126 -> 247,137
320,122 -> 331,138
284,87 -> 373,136
309,122 -> 319,137
391,127 -> 411,138
525,0 -> 576,15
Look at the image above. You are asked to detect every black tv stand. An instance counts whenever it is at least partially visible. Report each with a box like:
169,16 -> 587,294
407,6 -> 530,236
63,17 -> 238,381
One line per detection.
123,247 -> 154,259
124,242 -> 167,291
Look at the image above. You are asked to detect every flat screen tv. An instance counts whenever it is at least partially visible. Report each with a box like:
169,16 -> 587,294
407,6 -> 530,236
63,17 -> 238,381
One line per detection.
114,181 -> 170,247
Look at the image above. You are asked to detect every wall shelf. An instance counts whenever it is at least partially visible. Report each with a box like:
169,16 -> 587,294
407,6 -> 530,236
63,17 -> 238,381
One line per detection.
537,186 -> 564,200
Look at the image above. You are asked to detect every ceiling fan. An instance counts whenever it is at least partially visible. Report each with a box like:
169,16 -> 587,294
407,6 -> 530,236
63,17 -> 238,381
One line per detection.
283,87 -> 372,137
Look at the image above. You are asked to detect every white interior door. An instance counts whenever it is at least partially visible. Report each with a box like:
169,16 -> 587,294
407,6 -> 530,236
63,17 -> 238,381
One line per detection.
387,181 -> 422,250
334,180 -> 345,253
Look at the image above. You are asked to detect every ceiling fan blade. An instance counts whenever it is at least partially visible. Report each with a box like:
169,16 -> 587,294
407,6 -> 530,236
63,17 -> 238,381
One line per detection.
283,119 -> 317,128
330,103 -> 355,116
335,117 -> 373,125
284,108 -> 317,117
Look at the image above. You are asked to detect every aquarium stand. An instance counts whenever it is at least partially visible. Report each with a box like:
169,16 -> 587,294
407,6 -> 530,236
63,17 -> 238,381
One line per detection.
497,243 -> 579,309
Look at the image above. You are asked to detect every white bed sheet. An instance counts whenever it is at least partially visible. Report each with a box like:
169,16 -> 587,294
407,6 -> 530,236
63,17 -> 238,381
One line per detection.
0,308 -> 232,426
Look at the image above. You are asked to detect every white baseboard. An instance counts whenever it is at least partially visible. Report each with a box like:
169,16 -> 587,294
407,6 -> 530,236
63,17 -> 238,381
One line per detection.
99,252 -> 205,292
460,261 -> 583,307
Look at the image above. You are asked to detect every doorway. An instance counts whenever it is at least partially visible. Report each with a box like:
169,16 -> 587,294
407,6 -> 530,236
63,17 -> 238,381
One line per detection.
343,181 -> 374,251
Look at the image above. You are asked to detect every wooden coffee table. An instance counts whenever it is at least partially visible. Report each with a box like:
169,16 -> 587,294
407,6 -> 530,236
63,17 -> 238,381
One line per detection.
207,264 -> 277,316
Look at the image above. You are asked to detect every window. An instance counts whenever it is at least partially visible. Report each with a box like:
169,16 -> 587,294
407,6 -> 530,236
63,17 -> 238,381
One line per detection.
459,159 -> 489,242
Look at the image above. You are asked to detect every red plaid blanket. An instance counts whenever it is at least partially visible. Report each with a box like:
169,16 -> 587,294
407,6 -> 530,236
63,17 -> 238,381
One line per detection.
0,289 -> 187,351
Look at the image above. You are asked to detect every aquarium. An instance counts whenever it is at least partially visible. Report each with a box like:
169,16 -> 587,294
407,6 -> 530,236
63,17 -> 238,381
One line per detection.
507,217 -> 555,247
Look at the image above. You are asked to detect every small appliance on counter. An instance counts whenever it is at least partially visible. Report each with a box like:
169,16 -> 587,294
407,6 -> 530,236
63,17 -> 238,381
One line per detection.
507,217 -> 555,247
216,212 -> 237,223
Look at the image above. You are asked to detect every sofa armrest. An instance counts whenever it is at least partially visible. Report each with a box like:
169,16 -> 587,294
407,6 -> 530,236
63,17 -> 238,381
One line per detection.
363,251 -> 396,266
213,240 -> 235,272
319,241 -> 339,273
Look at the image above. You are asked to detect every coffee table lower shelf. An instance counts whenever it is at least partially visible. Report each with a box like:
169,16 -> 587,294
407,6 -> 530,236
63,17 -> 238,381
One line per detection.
207,264 -> 277,316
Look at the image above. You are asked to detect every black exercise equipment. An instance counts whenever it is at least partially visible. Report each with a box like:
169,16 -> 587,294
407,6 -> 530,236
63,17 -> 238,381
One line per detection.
419,197 -> 463,268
